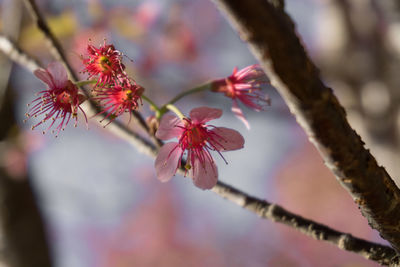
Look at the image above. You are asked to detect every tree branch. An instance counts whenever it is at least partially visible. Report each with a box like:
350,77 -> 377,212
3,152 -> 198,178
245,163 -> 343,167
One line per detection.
212,181 -> 398,266
0,35 -> 40,73
0,1 -> 396,264
211,0 -> 400,254
22,0 -> 79,83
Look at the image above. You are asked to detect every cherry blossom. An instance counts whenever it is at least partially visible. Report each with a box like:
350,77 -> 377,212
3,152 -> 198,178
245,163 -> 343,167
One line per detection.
82,41 -> 126,86
155,107 -> 244,189
26,62 -> 87,136
211,64 -> 271,129
94,80 -> 144,125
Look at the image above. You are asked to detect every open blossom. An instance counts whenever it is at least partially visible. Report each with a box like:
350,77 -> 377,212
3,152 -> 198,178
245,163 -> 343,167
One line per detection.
82,41 -> 125,86
155,107 -> 244,190
211,64 -> 271,129
94,80 -> 144,125
26,62 -> 87,136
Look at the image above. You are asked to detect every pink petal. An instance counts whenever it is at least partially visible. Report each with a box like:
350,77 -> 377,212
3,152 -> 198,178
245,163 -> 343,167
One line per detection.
34,69 -> 55,88
190,107 -> 222,124
47,62 -> 68,88
232,100 -> 250,130
155,142 -> 182,182
210,127 -> 245,151
155,115 -> 184,140
191,154 -> 218,190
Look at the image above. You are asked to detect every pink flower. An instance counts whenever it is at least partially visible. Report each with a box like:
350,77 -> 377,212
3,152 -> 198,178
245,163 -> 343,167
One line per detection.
26,62 -> 87,136
211,64 -> 271,129
155,107 -> 244,190
94,80 -> 144,125
82,41 -> 126,86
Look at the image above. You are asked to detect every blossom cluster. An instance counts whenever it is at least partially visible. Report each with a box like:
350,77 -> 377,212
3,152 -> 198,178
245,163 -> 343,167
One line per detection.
26,41 -> 144,136
26,41 -> 273,189
83,41 -> 145,125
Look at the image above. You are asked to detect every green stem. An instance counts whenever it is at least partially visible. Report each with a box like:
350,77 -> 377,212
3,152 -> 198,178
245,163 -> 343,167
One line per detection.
167,83 -> 210,105
75,79 -> 97,87
158,83 -> 211,118
142,94 -> 161,116
165,104 -> 185,120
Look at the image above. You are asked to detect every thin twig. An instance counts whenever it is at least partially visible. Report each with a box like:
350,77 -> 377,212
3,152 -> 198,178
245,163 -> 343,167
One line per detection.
212,181 -> 398,266
0,35 -> 40,72
2,1 -> 396,264
211,0 -> 400,255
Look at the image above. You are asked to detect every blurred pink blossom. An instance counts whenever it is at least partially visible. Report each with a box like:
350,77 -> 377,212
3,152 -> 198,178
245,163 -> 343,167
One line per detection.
2,147 -> 27,180
94,187 -> 225,267
132,1 -> 160,30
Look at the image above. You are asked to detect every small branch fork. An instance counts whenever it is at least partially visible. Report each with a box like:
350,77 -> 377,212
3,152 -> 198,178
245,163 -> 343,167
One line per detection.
0,0 -> 397,264
211,0 -> 400,259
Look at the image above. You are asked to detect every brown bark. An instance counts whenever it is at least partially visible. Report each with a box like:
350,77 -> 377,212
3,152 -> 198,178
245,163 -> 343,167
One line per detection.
212,0 -> 400,254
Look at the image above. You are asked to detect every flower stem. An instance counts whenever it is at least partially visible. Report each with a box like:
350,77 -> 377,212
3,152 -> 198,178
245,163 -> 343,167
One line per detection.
167,83 -> 210,105
158,83 -> 211,118
165,104 -> 185,120
75,80 -> 97,87
141,94 -> 161,116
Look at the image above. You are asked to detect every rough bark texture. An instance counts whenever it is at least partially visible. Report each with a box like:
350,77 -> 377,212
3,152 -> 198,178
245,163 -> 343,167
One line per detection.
212,0 -> 400,253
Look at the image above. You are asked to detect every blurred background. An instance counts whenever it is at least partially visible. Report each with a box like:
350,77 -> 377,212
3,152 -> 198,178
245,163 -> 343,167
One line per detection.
0,0 -> 398,266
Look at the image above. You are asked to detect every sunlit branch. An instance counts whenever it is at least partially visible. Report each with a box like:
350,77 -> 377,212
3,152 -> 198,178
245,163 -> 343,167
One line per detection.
0,34 -> 40,72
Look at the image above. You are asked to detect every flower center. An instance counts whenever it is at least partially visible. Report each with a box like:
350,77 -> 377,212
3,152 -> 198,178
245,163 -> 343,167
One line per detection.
123,89 -> 133,101
57,91 -> 72,105
181,121 -> 208,149
98,56 -> 112,71
224,78 -> 237,98
113,89 -> 134,103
